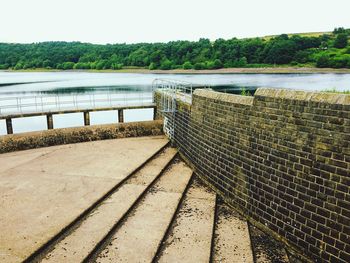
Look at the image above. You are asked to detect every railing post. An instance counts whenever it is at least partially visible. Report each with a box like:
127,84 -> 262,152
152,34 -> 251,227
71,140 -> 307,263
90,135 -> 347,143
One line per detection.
153,106 -> 157,120
6,118 -> 13,135
118,109 -> 124,123
46,114 -> 54,130
84,111 -> 90,126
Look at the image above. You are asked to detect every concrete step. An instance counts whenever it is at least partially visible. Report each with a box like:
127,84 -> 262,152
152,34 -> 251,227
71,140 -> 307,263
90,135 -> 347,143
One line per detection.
95,160 -> 193,263
212,197 -> 254,263
39,147 -> 177,263
249,223 -> 290,263
155,177 -> 216,263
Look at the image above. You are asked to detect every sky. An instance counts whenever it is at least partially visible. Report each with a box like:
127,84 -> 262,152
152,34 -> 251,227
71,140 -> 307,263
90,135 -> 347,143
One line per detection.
1,0 -> 350,44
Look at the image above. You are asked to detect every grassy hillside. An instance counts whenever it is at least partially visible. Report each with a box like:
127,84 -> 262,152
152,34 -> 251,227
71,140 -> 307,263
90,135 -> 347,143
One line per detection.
262,31 -> 332,40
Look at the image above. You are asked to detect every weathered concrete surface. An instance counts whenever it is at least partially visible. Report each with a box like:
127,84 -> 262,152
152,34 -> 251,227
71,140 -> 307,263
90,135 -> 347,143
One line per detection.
0,120 -> 163,154
0,135 -> 168,262
96,161 -> 193,263
213,200 -> 254,263
157,178 -> 216,263
41,147 -> 177,263
249,225 -> 289,263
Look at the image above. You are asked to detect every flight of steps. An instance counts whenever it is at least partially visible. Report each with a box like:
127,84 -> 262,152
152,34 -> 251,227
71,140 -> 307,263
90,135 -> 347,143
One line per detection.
24,146 -> 293,263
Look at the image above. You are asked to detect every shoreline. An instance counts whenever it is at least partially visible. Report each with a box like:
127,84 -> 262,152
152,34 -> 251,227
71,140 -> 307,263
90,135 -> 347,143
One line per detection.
3,67 -> 350,74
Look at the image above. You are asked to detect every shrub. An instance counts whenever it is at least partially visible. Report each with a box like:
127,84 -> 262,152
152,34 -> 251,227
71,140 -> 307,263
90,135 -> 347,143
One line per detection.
213,59 -> 223,69
95,61 -> 105,70
334,33 -> 348,49
62,62 -> 75,70
14,62 -> 23,70
160,59 -> 173,70
194,62 -> 206,70
0,64 -> 9,69
240,87 -> 251,96
148,62 -> 156,70
183,61 -> 193,69
111,63 -> 123,70
316,55 -> 330,68
205,61 -> 215,69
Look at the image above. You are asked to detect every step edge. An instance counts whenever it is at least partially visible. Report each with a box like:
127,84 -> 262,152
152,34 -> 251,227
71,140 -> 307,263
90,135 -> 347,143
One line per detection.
23,141 -> 171,263
83,150 -> 179,263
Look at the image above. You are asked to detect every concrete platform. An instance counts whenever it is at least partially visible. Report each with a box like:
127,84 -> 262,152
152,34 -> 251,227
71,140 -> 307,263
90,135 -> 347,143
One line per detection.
0,135 -> 291,263
0,136 -> 168,262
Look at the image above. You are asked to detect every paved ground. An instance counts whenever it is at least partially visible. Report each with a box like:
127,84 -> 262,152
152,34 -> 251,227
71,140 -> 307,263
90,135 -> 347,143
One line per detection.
0,136 -> 168,262
0,136 -> 293,263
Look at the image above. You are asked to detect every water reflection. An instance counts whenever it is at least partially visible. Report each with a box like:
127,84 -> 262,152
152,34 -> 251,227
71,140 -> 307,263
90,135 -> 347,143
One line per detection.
210,85 -> 257,95
0,120 -> 6,136
1,71 -> 349,135
1,72 -> 349,95
12,116 -> 47,133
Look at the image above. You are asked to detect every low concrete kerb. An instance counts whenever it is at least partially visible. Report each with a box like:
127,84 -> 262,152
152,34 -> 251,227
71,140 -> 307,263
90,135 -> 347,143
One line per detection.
0,120 -> 164,154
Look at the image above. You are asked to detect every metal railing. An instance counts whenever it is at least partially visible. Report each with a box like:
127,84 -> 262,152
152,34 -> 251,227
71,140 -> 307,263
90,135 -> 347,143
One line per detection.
151,78 -> 209,139
0,90 -> 153,116
152,79 -> 204,105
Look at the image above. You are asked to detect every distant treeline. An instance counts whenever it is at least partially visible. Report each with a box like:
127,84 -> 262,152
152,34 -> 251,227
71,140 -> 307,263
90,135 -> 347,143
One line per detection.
0,27 -> 349,70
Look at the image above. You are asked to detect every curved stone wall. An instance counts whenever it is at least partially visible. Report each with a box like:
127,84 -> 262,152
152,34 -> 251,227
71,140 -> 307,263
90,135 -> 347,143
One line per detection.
155,88 -> 350,263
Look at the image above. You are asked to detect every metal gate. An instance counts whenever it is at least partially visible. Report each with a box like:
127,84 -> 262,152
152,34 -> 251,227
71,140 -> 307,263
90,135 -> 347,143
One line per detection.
152,79 -> 196,140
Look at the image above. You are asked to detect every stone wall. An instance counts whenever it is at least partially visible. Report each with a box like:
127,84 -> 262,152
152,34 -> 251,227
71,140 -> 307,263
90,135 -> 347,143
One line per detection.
155,88 -> 350,262
0,120 -> 163,153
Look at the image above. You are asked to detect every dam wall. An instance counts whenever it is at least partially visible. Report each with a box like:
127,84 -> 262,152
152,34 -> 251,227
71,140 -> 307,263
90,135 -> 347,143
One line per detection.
155,88 -> 350,262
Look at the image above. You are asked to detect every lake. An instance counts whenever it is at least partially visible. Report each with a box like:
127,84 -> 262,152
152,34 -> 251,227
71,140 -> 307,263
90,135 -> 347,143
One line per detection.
0,71 -> 349,135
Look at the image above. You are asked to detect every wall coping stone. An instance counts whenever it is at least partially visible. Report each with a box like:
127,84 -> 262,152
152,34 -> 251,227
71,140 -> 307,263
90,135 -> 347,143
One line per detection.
194,88 -> 350,106
194,89 -> 254,106
255,87 -> 350,105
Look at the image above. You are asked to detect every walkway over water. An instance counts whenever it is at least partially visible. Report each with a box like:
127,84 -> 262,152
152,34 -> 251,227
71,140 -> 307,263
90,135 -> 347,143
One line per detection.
0,79 -> 198,135
0,136 -> 292,263
0,90 -> 153,116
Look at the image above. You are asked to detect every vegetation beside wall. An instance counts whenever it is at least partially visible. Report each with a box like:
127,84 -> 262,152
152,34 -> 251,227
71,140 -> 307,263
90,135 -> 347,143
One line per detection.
0,28 -> 350,70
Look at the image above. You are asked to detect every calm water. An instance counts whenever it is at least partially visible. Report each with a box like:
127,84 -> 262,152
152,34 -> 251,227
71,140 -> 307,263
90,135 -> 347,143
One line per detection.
0,71 -> 349,135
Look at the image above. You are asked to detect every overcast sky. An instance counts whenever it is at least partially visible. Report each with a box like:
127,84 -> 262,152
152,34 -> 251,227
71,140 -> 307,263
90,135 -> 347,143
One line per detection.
1,0 -> 350,44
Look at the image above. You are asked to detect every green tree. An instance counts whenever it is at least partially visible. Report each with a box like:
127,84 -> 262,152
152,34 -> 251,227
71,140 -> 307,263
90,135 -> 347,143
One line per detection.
263,38 -> 297,64
42,60 -> 51,68
1,30 -> 350,71
194,62 -> 206,70
0,64 -> 9,69
111,63 -> 123,70
95,61 -> 106,70
334,33 -> 348,48
148,62 -> 156,70
149,50 -> 164,68
62,62 -> 75,70
333,27 -> 346,34
14,62 -> 24,70
316,54 -> 330,68
183,61 -> 193,69
213,59 -> 223,69
160,59 -> 173,70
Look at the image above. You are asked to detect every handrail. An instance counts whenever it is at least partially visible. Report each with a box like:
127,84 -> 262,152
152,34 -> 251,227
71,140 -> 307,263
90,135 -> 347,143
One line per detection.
0,104 -> 156,120
0,91 -> 152,116
152,78 -> 209,104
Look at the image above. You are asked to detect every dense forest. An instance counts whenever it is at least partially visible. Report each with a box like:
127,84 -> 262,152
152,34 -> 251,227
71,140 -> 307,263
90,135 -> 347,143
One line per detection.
0,27 -> 349,70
